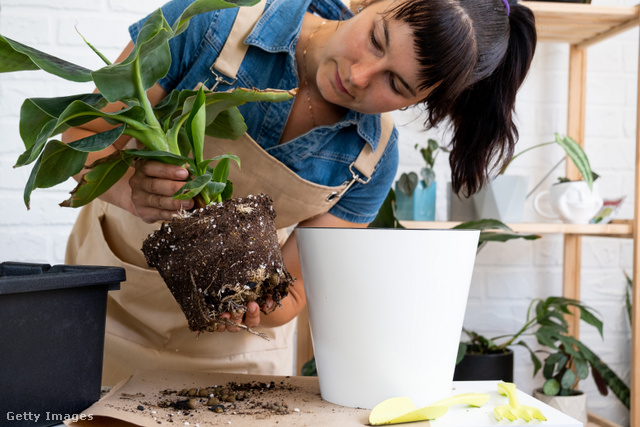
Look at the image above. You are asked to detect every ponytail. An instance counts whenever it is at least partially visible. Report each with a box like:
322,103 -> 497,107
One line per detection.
448,1 -> 537,196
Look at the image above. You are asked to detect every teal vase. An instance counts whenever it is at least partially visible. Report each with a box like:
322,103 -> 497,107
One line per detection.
395,181 -> 436,221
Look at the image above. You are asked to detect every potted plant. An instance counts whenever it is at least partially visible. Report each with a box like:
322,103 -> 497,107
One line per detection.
0,0 -> 296,335
395,138 -> 448,221
449,133 -> 597,223
455,296 -> 630,424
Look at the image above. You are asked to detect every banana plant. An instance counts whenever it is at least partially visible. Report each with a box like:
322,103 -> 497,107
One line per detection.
0,0 -> 294,209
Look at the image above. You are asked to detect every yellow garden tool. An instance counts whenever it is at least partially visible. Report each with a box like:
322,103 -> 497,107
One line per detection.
494,382 -> 547,422
369,393 -> 490,425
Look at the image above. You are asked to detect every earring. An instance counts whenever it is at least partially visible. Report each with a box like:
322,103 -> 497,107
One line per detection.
357,5 -> 363,13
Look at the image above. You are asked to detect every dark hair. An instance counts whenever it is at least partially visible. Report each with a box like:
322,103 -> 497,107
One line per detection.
387,0 -> 537,196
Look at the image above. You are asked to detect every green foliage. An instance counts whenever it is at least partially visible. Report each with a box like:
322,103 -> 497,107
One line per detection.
459,297 -> 630,408
397,138 -> 448,196
500,133 -> 597,191
0,0 -> 294,209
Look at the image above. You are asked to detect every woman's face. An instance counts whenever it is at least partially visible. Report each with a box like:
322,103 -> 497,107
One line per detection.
316,0 -> 430,114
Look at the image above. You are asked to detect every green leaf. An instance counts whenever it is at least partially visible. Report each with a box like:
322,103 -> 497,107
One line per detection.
173,173 -> 212,200
574,356 -> 590,380
212,157 -> 230,183
91,8 -> 173,103
0,35 -> 93,82
219,180 -> 234,201
555,133 -> 594,190
369,188 -> 405,229
125,149 -> 189,166
185,86 -> 207,169
16,100 -> 145,168
19,93 -> 105,149
34,140 -> 88,189
454,219 -> 514,232
25,126 -> 125,203
23,156 -> 43,209
205,107 -> 247,140
172,0 -> 261,37
397,172 -> 417,196
560,369 -> 577,391
543,379 -> 560,396
60,153 -> 132,207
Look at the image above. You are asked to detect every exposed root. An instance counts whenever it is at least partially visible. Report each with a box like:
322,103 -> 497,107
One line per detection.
219,318 -> 269,340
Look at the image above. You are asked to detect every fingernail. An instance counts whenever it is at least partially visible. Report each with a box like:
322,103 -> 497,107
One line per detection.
176,168 -> 189,179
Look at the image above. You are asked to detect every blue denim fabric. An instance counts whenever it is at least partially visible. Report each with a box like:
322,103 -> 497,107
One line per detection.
130,0 -> 399,223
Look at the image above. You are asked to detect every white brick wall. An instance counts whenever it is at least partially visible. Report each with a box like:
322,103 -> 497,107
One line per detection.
0,1 -> 634,425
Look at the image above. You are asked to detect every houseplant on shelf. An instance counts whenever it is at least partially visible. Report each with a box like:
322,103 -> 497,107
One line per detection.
395,138 -> 448,221
456,296 -> 630,424
0,0 -> 296,336
450,133 -> 597,223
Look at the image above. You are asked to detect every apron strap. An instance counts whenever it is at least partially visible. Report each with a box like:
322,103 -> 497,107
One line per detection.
209,0 -> 268,90
327,112 -> 394,202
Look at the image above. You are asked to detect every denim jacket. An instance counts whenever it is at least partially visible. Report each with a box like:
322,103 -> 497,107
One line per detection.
130,0 -> 399,223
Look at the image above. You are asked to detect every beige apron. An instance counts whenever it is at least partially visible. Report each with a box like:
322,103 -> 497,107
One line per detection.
65,2 -> 393,386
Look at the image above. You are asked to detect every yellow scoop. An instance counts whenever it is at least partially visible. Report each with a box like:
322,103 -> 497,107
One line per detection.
369,393 -> 490,425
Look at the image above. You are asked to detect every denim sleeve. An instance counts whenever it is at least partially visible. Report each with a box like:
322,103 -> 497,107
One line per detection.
329,128 -> 399,224
128,0 -> 213,92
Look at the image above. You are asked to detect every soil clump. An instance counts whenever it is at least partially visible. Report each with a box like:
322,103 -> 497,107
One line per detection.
142,194 -> 294,335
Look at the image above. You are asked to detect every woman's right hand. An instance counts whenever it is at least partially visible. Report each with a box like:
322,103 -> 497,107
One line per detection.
129,159 -> 194,223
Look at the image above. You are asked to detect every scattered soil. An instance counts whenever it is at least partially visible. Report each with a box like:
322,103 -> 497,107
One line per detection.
129,379 -> 300,424
142,194 -> 294,335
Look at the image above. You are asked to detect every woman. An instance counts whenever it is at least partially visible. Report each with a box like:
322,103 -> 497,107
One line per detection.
63,0 -> 536,384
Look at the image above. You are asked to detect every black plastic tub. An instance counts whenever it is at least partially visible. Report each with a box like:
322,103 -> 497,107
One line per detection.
0,262 -> 125,427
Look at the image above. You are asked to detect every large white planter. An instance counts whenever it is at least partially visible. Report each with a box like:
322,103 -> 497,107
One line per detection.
296,228 -> 480,409
533,389 -> 588,425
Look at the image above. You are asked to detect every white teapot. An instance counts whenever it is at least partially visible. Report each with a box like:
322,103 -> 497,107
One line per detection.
534,181 -> 603,224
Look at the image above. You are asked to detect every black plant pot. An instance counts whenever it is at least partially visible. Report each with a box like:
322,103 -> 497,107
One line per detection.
0,262 -> 125,426
453,349 -> 514,382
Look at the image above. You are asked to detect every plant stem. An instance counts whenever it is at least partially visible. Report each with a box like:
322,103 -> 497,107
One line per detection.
132,56 -> 170,152
500,141 -> 555,174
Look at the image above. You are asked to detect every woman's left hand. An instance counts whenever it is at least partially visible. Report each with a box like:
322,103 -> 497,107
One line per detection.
216,298 -> 275,333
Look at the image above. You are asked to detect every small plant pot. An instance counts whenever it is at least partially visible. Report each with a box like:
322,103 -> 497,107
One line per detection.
395,181 -> 437,221
533,388 -> 588,425
296,228 -> 479,409
448,175 -> 529,223
453,349 -> 514,382
0,262 -> 124,426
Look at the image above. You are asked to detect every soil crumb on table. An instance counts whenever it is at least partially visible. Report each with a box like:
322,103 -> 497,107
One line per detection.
117,379 -> 301,425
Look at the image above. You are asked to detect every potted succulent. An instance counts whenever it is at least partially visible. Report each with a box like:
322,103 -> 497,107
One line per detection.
455,296 -> 630,424
450,133 -> 597,223
0,0 -> 296,335
395,138 -> 448,221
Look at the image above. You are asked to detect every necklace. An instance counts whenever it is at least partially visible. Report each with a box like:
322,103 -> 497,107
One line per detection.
302,20 -> 326,128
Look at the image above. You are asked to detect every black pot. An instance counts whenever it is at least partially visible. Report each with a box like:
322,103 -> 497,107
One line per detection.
0,262 -> 125,426
453,349 -> 514,382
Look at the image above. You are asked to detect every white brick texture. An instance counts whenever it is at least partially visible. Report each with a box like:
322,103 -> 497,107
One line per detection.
0,1 -> 634,425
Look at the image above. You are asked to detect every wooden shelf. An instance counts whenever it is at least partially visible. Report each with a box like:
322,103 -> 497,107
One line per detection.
522,1 -> 640,47
400,219 -> 633,238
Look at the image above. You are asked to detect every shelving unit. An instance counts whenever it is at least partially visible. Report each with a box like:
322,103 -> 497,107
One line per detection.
405,3 -> 639,426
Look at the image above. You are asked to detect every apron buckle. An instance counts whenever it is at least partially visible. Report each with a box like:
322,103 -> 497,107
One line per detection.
325,163 -> 372,202
209,66 -> 237,91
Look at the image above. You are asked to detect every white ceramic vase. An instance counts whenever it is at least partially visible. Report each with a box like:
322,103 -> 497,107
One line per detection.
296,228 -> 480,409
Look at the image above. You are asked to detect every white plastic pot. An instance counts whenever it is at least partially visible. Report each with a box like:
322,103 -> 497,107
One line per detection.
296,228 -> 480,409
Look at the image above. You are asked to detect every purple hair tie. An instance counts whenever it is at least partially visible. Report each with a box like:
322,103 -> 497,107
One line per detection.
502,0 -> 510,16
